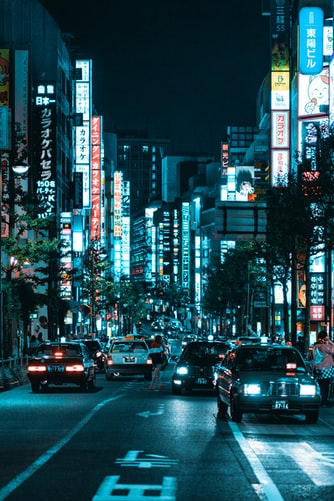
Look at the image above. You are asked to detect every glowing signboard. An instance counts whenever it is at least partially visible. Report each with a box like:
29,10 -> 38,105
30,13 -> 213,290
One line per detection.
299,7 -> 324,75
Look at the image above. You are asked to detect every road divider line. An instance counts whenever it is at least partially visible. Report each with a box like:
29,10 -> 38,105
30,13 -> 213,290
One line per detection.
228,421 -> 284,501
0,395 -> 123,501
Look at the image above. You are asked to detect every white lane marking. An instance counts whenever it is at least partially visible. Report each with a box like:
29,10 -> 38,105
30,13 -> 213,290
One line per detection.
281,441 -> 334,486
0,395 -> 123,501
92,475 -> 176,500
228,421 -> 284,501
248,438 -> 334,487
114,450 -> 178,468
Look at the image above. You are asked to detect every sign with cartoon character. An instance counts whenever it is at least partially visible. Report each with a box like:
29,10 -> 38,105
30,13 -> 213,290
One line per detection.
298,67 -> 329,117
235,167 -> 255,201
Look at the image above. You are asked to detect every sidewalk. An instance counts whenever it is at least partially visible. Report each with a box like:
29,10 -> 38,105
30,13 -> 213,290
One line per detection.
0,365 -> 28,392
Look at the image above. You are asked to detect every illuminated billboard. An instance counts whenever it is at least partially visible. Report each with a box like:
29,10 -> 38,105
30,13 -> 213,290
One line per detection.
271,0 -> 289,71
0,49 -> 9,105
75,60 -> 92,208
91,116 -> 101,241
299,7 -> 323,75
271,111 -> 289,148
181,202 -> 190,290
34,84 -> 57,219
298,67 -> 329,117
60,212 -> 73,299
271,71 -> 290,110
271,150 -> 289,187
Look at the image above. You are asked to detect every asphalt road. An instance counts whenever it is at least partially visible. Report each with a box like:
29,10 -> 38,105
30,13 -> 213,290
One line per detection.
0,357 -> 334,501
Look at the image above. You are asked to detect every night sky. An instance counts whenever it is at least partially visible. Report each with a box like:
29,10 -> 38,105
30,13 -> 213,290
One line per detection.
39,0 -> 270,157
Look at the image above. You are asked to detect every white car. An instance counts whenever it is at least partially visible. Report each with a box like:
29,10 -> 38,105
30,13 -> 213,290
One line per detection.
104,339 -> 153,381
166,319 -> 184,332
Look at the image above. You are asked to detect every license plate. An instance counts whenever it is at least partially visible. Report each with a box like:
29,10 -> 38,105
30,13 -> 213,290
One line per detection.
48,365 -> 64,372
196,377 -> 207,385
273,400 -> 289,410
124,357 -> 136,363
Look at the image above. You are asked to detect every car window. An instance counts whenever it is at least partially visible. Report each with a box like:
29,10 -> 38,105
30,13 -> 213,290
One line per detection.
236,348 -> 305,371
111,342 -> 147,353
183,343 -> 227,361
36,344 -> 81,356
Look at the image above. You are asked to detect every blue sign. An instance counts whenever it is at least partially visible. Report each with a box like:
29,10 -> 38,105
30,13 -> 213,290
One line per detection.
299,7 -> 324,75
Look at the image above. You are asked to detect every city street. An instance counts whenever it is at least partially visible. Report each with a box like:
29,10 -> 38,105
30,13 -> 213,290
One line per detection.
0,361 -> 334,501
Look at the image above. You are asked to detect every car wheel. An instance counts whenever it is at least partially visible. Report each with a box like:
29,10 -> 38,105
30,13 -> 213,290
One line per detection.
172,384 -> 182,395
230,395 -> 243,422
31,382 -> 40,393
305,410 -> 319,424
217,394 -> 228,416
144,371 -> 152,381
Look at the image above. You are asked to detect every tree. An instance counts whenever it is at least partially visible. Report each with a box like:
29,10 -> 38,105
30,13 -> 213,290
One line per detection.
1,176 -> 62,357
202,243 -> 266,336
264,127 -> 334,351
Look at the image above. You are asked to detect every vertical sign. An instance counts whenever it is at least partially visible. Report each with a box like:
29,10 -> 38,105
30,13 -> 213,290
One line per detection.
299,7 -> 324,75
14,50 -> 29,165
181,202 -> 190,290
0,49 -> 10,239
91,115 -> 101,241
75,60 -> 91,208
270,0 -> 290,187
34,84 -> 56,219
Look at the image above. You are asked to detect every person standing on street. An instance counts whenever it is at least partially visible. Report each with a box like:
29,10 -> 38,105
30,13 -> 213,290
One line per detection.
312,330 -> 334,407
148,334 -> 165,390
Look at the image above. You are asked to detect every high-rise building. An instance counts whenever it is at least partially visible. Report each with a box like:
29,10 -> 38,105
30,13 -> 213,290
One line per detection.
116,131 -> 173,216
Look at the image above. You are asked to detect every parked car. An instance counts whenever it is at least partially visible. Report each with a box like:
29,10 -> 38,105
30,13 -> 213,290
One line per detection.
27,341 -> 96,393
171,340 -> 230,395
215,344 -> 321,423
75,338 -> 106,372
105,339 -> 152,381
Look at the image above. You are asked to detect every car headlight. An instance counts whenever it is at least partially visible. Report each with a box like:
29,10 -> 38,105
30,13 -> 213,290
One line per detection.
300,384 -> 317,396
243,383 -> 261,395
176,366 -> 188,375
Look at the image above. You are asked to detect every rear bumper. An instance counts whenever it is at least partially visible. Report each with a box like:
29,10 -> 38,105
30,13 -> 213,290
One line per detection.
28,373 -> 91,386
105,364 -> 152,376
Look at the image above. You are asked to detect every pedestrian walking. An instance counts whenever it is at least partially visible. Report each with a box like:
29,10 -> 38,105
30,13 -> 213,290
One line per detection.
312,330 -> 334,407
148,334 -> 166,390
28,335 -> 39,355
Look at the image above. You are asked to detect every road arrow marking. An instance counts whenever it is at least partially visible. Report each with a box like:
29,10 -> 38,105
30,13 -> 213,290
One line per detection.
137,404 -> 165,418
115,450 -> 178,468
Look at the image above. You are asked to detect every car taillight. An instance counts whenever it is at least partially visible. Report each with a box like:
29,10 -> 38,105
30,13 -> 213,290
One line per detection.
66,364 -> 85,372
106,358 -> 113,366
146,359 -> 153,365
28,365 -> 47,372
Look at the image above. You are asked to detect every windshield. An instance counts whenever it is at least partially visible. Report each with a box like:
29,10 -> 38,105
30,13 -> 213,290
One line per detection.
182,343 -> 227,362
235,347 -> 305,371
111,342 -> 147,353
36,344 -> 81,357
